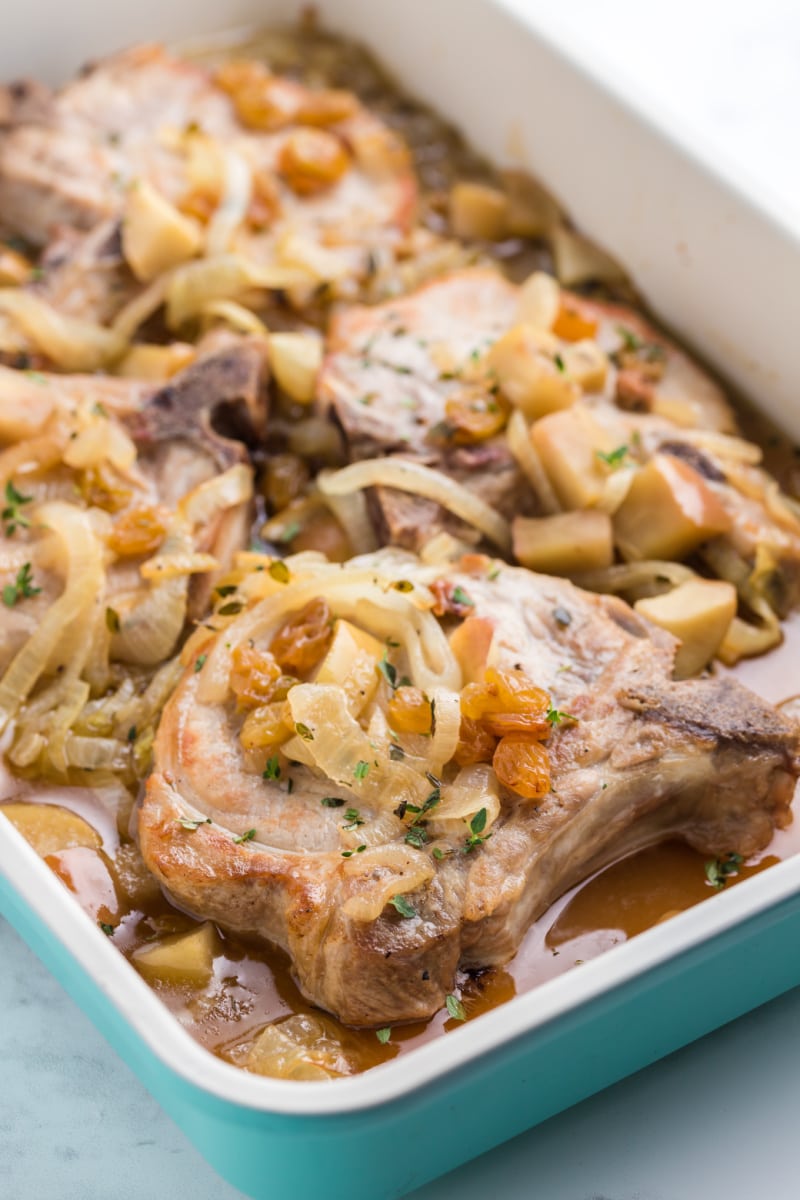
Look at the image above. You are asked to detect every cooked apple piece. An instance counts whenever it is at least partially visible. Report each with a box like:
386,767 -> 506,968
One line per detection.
112,840 -> 164,909
513,510 -> 613,575
489,324 -> 579,419
448,614 -> 495,685
315,619 -> 384,715
46,846 -> 121,922
0,802 -> 102,857
560,339 -> 608,392
122,180 -> 202,282
635,579 -> 737,677
133,921 -> 221,986
531,406 -> 620,509
449,181 -> 509,241
116,342 -> 195,380
516,271 -> 560,330
613,454 -> 732,561
268,332 -> 323,405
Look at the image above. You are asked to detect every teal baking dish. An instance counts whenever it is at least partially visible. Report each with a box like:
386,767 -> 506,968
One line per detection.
3,0 -> 800,1197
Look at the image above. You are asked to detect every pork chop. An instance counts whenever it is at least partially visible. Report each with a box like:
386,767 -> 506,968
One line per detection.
137,551 -> 799,1026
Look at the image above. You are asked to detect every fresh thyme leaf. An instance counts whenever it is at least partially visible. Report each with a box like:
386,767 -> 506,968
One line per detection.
218,601 -> 244,616
392,579 -> 414,593
596,444 -> 629,469
263,756 -> 281,781
451,585 -> 474,608
278,521 -> 302,544
268,560 -> 290,584
99,922 -> 116,936
432,846 -> 446,860
353,760 -> 369,780
193,654 -> 207,673
2,480 -> 33,536
470,808 -> 488,835
616,324 -> 642,352
377,651 -> 398,690
404,825 -> 428,848
376,1027 -> 392,1044
232,828 -> 257,844
445,994 -> 466,1022
386,637 -> 401,648
3,562 -> 41,607
463,807 -> 491,853
215,584 -> 237,597
343,807 -> 365,830
705,852 -> 744,890
127,726 -> 137,743
389,894 -> 417,919
554,352 -> 566,374
420,789 -> 441,815
105,606 -> 121,634
546,705 -> 578,726
178,817 -> 211,831
295,722 -> 315,741
321,796 -> 345,808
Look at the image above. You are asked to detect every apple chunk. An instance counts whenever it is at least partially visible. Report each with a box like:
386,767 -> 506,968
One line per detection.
635,579 -> 737,677
613,453 -> 731,561
133,922 -> 221,986
512,510 -> 613,574
0,802 -> 102,857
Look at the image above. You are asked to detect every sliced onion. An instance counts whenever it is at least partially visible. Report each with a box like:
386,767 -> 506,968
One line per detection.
429,763 -> 501,833
177,463 -> 253,529
341,844 -> 434,921
573,560 -> 696,596
200,299 -> 268,336
426,687 -> 461,774
140,550 -> 220,581
317,480 -> 377,554
0,291 -> 125,370
205,149 -> 252,257
506,409 -> 561,515
166,255 -> 311,329
318,458 -> 512,552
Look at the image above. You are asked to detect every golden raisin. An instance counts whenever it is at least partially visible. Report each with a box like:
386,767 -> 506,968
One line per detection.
216,62 -> 302,130
297,88 -> 359,127
240,701 -> 293,751
551,302 -> 598,342
230,643 -> 282,709
77,464 -> 132,513
270,598 -> 333,675
430,579 -> 475,618
453,716 -> 497,767
0,245 -> 33,286
290,512 -> 351,563
480,711 -> 550,739
107,506 -> 168,557
179,187 -> 217,224
441,389 -> 510,445
277,129 -> 350,196
493,736 -> 551,800
460,667 -> 550,723
262,454 -> 309,513
388,686 -> 433,735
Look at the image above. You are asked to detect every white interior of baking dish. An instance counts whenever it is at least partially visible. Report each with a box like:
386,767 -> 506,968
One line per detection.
2,0 -> 800,1116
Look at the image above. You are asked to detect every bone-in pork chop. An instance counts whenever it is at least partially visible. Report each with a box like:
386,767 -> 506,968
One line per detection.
137,551 -> 799,1026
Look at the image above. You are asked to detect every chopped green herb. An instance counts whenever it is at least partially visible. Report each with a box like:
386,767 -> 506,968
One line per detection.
2,480 -> 33,536
178,817 -> 211,831
705,852 -> 744,890
404,825 -> 429,849
215,584 -> 238,597
392,579 -> 414,593
554,352 -> 566,374
389,894 -> 417,919
263,756 -> 281,781
194,654 -> 207,673
596,444 -> 629,469
376,1027 -> 392,1044
451,585 -> 474,608
552,606 -> 572,628
445,994 -> 466,1022
420,789 -> 441,815
432,846 -> 446,860
354,760 -> 370,780
343,807 -> 365,831
616,324 -> 642,352
377,651 -> 398,690
463,807 -> 491,853
546,705 -> 578,726
295,722 -> 315,742
268,560 -> 291,584
3,562 -> 41,607
233,828 -> 257,844
105,606 -> 121,634
218,601 -> 244,616
487,565 -> 501,582
342,843 -> 368,858
286,778 -> 294,794
127,725 -> 137,743
92,401 -> 109,418
321,796 -> 345,808
99,922 -> 116,936
385,637 -> 401,648
278,521 -> 302,544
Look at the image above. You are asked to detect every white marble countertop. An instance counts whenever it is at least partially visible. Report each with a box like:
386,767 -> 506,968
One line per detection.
3,2 -> 800,1197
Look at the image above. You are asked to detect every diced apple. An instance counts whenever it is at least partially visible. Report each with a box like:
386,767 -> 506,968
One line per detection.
516,271 -> 560,330
449,181 -> 509,241
116,342 -> 196,381
613,454 -> 732,561
634,579 -> 737,677
560,339 -> 608,392
268,332 -> 323,405
315,619 -> 384,715
122,180 -> 202,282
531,406 -> 620,509
448,615 -> 495,685
512,510 -> 613,575
488,324 -> 579,419
133,921 -> 221,986
0,802 -> 102,857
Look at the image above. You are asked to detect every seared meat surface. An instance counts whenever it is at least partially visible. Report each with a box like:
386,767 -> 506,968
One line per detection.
138,552 -> 798,1025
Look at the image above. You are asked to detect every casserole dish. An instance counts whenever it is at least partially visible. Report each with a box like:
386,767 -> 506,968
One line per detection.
2,1 -> 800,1198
